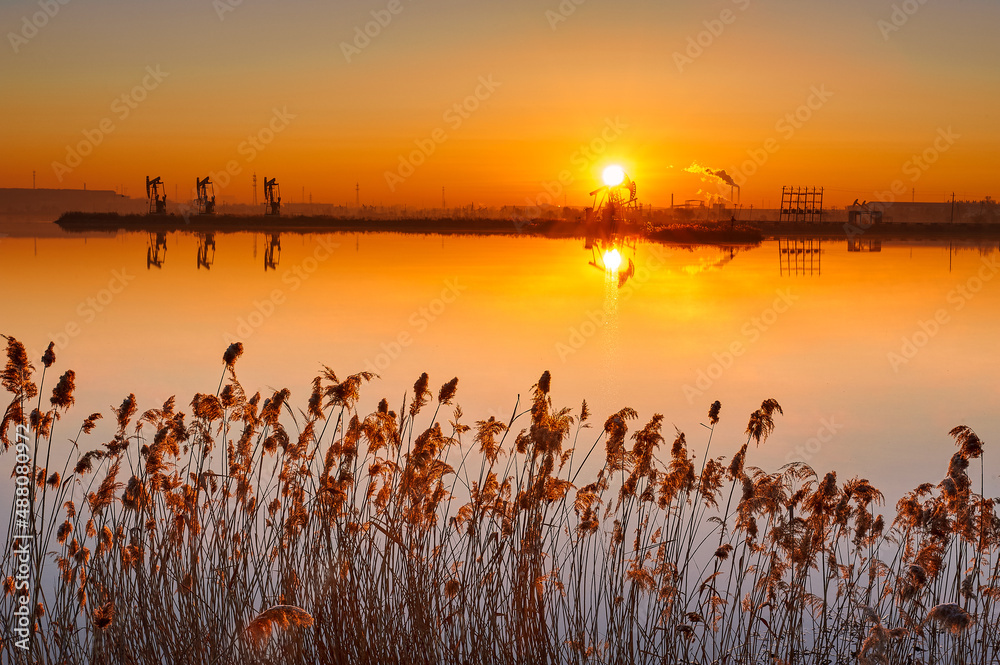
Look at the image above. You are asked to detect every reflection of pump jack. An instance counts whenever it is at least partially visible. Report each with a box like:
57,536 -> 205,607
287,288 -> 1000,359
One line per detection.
264,177 -> 281,216
615,253 -> 636,288
586,236 -> 637,288
146,232 -> 167,269
196,177 -> 216,214
146,176 -> 167,214
264,233 -> 281,271
197,233 -> 216,270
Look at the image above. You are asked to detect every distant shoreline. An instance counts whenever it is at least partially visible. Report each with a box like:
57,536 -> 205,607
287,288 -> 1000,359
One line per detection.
56,211 -> 549,236
54,211 -> 766,244
754,220 -> 1000,241
52,211 -> 1000,243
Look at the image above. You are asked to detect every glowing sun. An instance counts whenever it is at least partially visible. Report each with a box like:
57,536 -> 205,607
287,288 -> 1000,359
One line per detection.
603,248 -> 622,272
602,165 -> 625,187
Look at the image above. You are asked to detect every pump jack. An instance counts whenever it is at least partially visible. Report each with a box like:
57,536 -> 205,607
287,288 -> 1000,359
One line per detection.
264,177 -> 281,216
196,177 -> 216,214
146,176 -> 167,214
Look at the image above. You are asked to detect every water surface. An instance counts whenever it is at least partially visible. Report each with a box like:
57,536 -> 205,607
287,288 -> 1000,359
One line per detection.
3,229 -> 999,503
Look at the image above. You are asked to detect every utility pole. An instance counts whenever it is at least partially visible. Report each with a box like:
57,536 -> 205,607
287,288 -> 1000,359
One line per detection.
442,186 -> 445,209
252,173 -> 258,206
950,192 -> 956,223
356,182 -> 360,207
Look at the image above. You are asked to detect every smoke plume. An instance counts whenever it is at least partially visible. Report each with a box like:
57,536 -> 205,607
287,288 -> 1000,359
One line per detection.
685,162 -> 740,200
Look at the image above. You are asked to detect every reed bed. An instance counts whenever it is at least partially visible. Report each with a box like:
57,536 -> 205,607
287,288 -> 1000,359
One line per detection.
0,336 -> 997,664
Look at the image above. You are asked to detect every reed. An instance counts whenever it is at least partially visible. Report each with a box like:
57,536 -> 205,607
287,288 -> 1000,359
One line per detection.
0,336 -> 995,664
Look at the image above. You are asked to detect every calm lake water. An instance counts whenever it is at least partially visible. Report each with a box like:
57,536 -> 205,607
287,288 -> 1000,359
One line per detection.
3,227 -> 999,503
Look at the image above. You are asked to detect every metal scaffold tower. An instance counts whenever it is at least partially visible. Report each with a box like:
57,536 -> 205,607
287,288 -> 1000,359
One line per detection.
779,186 -> 824,223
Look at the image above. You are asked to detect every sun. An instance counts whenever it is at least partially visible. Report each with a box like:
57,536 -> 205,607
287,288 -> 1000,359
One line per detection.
602,165 -> 625,187
603,248 -> 622,272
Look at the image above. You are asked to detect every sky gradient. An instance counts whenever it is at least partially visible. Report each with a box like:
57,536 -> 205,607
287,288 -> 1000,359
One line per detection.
2,0 -> 998,207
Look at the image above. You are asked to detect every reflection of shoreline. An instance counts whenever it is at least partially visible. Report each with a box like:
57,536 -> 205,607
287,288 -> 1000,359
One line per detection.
54,211 -> 1000,243
757,219 -> 1000,241
56,211 -> 758,242
57,212 -> 588,237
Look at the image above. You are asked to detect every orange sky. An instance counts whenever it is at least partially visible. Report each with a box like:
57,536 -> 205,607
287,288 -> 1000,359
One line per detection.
2,0 -> 998,207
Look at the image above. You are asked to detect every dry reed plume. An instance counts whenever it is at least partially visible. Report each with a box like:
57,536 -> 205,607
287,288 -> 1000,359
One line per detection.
0,335 -> 997,664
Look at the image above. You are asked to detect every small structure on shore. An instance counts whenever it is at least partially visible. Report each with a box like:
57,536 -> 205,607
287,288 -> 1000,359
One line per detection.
847,205 -> 882,227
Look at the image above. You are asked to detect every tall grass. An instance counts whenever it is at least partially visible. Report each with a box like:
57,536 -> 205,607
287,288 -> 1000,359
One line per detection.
0,336 -> 996,664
